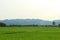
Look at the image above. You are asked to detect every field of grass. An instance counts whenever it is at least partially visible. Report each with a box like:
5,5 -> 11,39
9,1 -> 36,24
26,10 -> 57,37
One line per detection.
0,27 -> 60,40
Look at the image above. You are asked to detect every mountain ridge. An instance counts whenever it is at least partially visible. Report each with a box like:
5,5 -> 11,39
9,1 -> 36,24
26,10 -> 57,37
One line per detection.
0,19 -> 60,25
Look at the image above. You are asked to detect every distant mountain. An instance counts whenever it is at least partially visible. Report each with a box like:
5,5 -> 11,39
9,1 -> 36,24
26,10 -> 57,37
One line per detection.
0,19 -> 52,25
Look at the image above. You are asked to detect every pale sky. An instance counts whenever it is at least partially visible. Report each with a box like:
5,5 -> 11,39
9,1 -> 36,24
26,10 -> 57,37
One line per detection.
0,0 -> 60,20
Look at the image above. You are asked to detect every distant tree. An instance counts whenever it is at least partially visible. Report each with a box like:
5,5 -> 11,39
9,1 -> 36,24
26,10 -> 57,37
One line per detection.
0,22 -> 6,27
58,24 -> 60,27
52,21 -> 56,26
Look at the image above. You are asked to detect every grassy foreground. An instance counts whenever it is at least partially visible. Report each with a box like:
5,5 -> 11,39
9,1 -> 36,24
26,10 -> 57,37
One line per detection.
0,27 -> 60,40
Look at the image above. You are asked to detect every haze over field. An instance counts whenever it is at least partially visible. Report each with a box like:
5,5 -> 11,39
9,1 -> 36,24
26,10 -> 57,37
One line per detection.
0,0 -> 60,20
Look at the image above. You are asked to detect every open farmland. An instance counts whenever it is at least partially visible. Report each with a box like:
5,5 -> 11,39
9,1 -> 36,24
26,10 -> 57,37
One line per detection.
0,27 -> 60,40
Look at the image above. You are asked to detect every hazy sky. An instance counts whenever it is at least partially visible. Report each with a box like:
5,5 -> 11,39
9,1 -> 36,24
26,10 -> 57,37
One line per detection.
0,0 -> 60,20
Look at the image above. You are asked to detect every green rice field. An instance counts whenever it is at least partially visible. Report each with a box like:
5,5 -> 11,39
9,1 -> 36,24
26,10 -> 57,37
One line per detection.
0,27 -> 60,40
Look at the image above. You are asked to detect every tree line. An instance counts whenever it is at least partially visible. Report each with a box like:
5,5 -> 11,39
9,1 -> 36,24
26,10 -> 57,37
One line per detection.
0,21 -> 60,27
